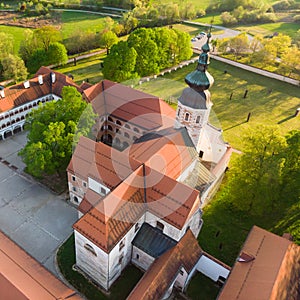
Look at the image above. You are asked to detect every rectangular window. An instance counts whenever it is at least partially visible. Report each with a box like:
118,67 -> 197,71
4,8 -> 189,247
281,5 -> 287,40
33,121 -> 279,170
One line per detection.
135,223 -> 139,233
72,186 -> 77,192
136,254 -> 140,260
156,221 -> 164,231
179,270 -> 184,276
83,181 -> 87,187
100,187 -> 106,195
119,255 -> 124,264
72,175 -> 76,181
119,240 -> 125,251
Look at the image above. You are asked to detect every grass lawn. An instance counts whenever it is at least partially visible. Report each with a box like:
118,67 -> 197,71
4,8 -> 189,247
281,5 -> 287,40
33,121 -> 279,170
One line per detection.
236,22 -> 300,38
57,234 -> 143,300
136,59 -> 300,151
60,11 -> 108,40
0,25 -> 27,53
54,53 -> 105,85
187,272 -> 221,300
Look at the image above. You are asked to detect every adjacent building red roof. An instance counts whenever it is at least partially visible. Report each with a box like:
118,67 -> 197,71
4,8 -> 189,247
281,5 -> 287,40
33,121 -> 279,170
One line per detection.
0,231 -> 82,300
0,67 -> 83,113
218,226 -> 300,300
67,136 -> 142,189
127,230 -> 202,300
84,80 -> 176,131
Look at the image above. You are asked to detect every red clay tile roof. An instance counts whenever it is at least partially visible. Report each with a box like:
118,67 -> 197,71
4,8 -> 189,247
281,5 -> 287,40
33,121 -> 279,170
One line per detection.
0,67 -> 82,113
73,163 -> 200,252
127,127 -> 197,179
67,136 -> 142,189
73,165 -> 146,252
0,231 -> 82,300
78,188 -> 105,214
127,230 -> 202,300
84,80 -> 176,131
218,226 -> 300,300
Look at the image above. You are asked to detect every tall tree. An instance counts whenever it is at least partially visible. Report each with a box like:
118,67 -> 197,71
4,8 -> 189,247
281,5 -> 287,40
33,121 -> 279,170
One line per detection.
1,54 -> 28,82
127,28 -> 159,76
0,32 -> 14,60
228,125 -> 287,214
33,26 -> 62,51
19,86 -> 96,178
103,41 -> 138,82
99,30 -> 118,54
278,46 -> 300,78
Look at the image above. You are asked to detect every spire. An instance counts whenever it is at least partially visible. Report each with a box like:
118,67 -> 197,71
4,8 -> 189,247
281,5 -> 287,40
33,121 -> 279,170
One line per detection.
185,31 -> 214,92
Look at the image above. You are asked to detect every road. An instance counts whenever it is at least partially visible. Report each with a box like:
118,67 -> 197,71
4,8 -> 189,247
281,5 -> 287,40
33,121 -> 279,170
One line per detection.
0,132 -> 78,276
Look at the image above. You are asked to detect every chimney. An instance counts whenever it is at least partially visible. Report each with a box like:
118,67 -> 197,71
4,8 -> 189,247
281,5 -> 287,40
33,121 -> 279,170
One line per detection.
51,72 -> 56,83
24,80 -> 30,89
0,90 -> 4,98
38,75 -> 43,85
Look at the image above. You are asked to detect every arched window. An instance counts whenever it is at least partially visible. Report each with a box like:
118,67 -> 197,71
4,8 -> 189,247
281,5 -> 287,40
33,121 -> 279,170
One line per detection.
84,244 -> 97,256
125,124 -> 130,129
108,116 -> 113,122
177,108 -> 181,116
184,113 -> 190,121
107,125 -> 113,131
116,120 -> 122,126
123,141 -> 129,149
133,127 -> 139,133
124,132 -> 130,138
73,196 -> 79,203
196,115 -> 201,123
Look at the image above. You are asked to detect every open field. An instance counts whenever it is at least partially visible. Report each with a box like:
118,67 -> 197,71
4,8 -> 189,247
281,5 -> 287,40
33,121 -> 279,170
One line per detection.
236,21 -> 300,38
54,53 -> 105,84
136,59 -> 300,151
60,11 -> 107,40
0,25 -> 27,53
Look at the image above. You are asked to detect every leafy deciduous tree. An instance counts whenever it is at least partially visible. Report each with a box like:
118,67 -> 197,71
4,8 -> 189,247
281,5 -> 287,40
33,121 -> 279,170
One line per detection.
19,86 -> 95,177
1,54 -> 28,82
103,41 -> 138,82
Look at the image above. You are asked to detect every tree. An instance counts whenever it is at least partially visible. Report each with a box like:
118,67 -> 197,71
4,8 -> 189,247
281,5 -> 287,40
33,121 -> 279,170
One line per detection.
19,29 -> 36,64
1,54 -> 28,82
0,32 -> 14,60
228,32 -> 249,57
99,30 -> 118,54
172,29 -> 192,64
47,42 -> 68,66
103,41 -> 138,82
249,34 -> 263,54
152,27 -> 177,69
268,33 -> 291,57
33,26 -> 62,51
228,125 -> 287,214
278,46 -> 300,78
127,28 -> 159,76
19,86 -> 96,178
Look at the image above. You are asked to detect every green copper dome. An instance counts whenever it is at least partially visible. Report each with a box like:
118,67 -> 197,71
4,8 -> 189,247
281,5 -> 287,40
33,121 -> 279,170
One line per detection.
185,32 -> 214,92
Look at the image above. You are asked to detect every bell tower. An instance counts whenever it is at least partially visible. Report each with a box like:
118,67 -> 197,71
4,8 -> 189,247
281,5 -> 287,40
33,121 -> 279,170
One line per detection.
175,33 -> 214,156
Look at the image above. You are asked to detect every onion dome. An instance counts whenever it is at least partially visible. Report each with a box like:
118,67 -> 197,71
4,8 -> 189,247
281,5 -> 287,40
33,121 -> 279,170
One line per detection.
178,87 -> 211,109
185,33 -> 214,92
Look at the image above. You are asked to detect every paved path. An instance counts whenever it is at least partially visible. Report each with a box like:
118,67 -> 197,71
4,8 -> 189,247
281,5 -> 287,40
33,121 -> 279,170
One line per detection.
0,132 -> 78,276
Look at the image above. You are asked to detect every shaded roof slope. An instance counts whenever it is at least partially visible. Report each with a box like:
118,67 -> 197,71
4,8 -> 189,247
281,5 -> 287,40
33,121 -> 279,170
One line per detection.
67,136 -> 142,189
132,223 -> 177,258
84,80 -> 175,131
218,226 -> 300,300
127,230 -> 202,300
0,231 -> 82,300
0,66 -> 82,113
